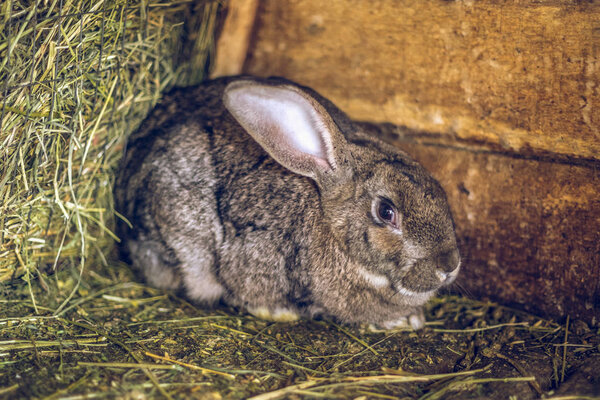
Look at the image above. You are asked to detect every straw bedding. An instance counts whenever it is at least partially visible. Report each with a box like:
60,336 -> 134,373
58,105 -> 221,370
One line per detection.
0,0 -> 219,307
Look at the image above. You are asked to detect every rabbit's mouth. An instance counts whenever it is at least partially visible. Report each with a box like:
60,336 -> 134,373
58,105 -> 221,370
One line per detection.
393,283 -> 438,304
357,266 -> 438,305
397,250 -> 461,295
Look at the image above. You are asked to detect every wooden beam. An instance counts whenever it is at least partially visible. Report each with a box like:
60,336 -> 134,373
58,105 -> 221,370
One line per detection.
211,0 -> 259,78
244,0 -> 600,161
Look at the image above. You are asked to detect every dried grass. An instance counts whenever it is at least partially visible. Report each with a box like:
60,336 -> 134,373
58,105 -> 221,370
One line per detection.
2,275 -> 598,398
0,0 -> 220,309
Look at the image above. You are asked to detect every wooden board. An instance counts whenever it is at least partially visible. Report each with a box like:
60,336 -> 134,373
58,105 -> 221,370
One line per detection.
211,0 -> 259,78
244,0 -> 600,161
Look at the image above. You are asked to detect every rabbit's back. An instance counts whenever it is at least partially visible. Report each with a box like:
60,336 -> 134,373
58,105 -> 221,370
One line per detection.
115,78 -> 319,306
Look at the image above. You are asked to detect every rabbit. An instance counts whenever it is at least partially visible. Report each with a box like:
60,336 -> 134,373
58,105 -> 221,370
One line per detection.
114,76 -> 460,330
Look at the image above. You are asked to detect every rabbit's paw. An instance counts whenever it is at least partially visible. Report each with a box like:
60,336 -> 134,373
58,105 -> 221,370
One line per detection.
369,309 -> 425,332
248,306 -> 300,322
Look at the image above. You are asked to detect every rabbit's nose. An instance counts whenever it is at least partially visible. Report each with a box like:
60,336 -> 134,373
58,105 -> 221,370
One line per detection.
435,249 -> 460,285
438,248 -> 460,272
435,265 -> 460,285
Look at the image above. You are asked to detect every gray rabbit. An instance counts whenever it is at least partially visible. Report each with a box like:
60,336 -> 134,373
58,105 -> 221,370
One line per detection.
115,76 -> 460,330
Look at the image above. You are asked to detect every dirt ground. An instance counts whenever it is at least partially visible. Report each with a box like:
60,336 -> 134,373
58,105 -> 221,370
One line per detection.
1,262 -> 598,399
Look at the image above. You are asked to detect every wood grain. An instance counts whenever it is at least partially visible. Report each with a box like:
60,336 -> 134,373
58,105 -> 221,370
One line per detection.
211,0 -> 259,78
245,0 -> 600,161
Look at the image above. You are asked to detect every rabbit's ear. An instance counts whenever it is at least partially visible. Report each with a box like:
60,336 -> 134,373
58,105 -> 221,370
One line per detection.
224,80 -> 351,184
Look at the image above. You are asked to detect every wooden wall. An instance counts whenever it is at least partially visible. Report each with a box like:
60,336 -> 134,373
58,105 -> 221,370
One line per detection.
213,0 -> 600,324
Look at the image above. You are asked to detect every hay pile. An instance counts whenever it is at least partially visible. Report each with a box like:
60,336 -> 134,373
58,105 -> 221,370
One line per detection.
0,0 -> 220,308
2,275 -> 599,399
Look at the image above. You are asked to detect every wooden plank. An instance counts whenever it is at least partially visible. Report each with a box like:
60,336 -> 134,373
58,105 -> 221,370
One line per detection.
211,0 -> 259,78
244,0 -> 600,161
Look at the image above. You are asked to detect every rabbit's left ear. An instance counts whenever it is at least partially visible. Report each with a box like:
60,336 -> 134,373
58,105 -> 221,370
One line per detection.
223,80 -> 352,185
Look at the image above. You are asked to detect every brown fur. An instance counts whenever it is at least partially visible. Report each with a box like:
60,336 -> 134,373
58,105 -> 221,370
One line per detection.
114,76 -> 460,329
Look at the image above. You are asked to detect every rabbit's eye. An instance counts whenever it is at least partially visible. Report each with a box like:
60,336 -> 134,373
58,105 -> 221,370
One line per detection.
374,198 -> 399,228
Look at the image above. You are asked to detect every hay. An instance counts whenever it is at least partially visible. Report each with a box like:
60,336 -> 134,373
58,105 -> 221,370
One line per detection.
2,273 -> 598,398
0,0 -> 220,308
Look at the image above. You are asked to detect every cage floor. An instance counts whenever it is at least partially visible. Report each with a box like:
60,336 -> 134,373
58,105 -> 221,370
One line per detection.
1,262 -> 598,399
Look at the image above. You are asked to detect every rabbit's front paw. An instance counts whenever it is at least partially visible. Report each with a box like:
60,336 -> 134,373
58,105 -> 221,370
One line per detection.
248,306 -> 300,322
370,309 -> 425,331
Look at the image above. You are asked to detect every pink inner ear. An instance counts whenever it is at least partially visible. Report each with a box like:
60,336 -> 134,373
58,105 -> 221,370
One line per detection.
257,96 -> 327,161
224,82 -> 336,178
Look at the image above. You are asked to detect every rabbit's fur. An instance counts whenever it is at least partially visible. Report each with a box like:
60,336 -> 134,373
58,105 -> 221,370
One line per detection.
115,76 -> 460,330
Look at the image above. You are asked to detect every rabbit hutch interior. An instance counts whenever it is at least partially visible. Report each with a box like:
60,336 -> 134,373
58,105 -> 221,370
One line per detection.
1,0 -> 599,398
